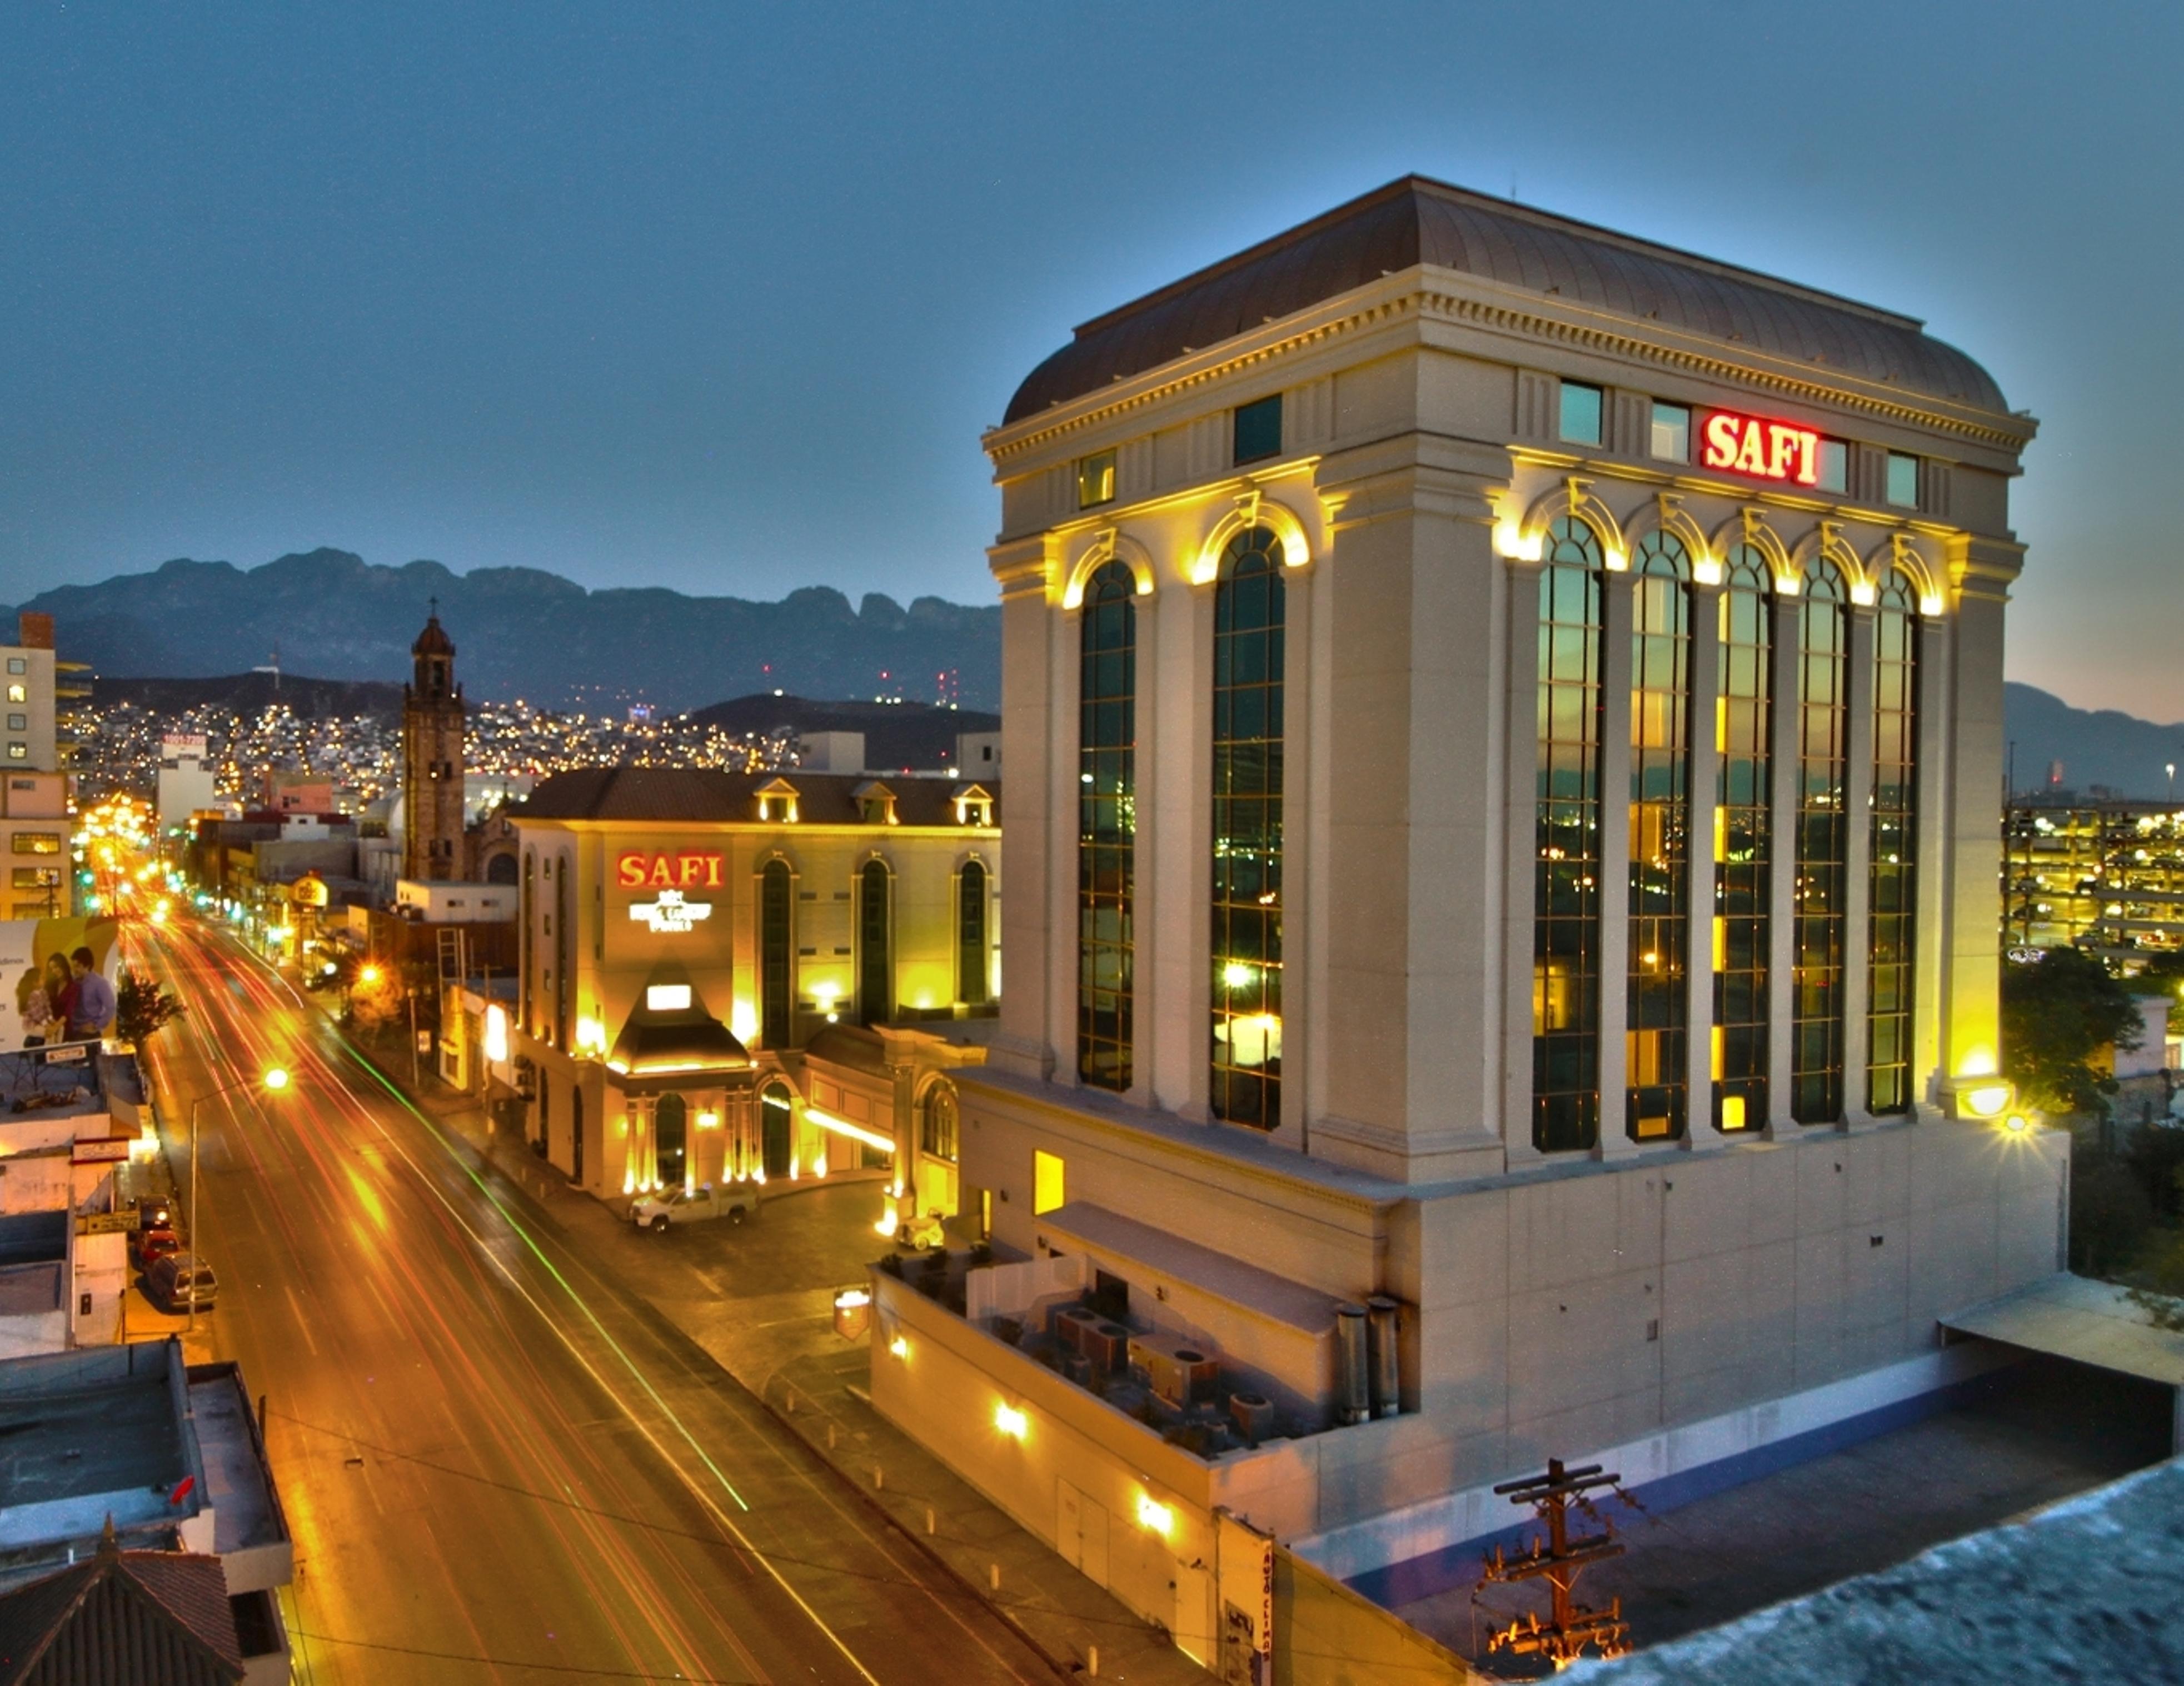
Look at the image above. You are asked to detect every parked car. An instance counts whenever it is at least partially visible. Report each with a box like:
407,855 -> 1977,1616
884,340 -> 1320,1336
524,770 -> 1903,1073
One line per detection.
144,1251 -> 217,1314
629,1184 -> 754,1233
129,1225 -> 181,1271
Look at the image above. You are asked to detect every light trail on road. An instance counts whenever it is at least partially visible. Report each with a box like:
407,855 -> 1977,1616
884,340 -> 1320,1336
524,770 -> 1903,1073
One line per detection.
127,913 -> 1051,1686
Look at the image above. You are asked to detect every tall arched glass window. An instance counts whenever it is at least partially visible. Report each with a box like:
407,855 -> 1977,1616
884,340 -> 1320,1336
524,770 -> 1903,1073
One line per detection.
1534,515 -> 1605,1153
1868,571 -> 1920,1114
859,859 -> 891,1025
920,1080 -> 959,1163
1079,560 -> 1136,1091
760,1083 -> 793,1179
958,859 -> 989,1007
1627,532 -> 1691,1141
1714,546 -> 1773,1131
554,860 -> 570,1050
1793,558 -> 1849,1123
760,859 -> 792,1047
1211,525 -> 1286,1129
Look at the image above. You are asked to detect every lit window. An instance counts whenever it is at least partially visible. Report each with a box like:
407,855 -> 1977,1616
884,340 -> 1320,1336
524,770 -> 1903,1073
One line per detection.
1886,452 -> 1919,508
1649,403 -> 1689,462
646,984 -> 692,1012
1232,395 -> 1283,465
1817,440 -> 1848,493
6,686 -> 23,704
10,833 -> 59,854
1558,382 -> 1603,447
1033,1149 -> 1065,1215
1077,450 -> 1116,510
7,745 -> 23,761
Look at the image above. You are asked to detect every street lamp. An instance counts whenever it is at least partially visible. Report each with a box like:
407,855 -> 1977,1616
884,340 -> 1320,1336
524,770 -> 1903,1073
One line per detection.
183,1066 -> 292,1332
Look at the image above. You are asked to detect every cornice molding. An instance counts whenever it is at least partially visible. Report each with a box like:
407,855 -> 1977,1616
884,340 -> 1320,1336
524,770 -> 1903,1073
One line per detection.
986,275 -> 2033,470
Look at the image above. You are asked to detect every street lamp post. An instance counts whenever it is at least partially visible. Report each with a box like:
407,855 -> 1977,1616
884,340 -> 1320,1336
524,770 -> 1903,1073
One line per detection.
183,1066 -> 290,1333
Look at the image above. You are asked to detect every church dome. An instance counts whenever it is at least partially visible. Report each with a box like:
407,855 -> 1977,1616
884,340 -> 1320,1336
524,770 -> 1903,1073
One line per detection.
412,613 -> 455,658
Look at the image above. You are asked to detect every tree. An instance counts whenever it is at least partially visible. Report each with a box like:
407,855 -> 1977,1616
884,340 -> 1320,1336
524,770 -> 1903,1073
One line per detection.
2002,948 -> 2142,1113
113,967 -> 186,1048
2070,1156 -> 2151,1276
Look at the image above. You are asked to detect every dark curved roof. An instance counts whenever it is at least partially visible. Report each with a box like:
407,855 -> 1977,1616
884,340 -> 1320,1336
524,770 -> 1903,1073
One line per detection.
1004,176 -> 2006,424
411,613 -> 454,658
520,766 -> 1000,827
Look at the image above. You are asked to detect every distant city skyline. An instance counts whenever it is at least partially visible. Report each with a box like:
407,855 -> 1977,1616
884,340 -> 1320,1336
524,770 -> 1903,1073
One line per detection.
2,4 -> 2178,716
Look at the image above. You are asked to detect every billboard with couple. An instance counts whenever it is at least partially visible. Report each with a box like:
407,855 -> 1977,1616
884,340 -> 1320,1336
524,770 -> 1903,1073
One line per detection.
0,917 -> 123,1050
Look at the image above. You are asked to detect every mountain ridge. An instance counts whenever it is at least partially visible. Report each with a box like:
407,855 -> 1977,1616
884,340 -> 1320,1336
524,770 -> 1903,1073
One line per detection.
9,547 -> 999,712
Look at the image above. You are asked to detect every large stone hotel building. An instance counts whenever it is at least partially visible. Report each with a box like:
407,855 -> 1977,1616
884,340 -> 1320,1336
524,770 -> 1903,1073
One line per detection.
871,175 -> 2062,1647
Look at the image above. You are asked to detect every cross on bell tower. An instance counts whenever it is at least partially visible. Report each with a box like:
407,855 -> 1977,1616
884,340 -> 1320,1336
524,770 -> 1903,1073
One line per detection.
403,604 -> 466,881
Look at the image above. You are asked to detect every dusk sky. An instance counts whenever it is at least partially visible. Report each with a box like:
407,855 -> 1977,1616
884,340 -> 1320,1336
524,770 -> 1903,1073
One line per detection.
1,3 -> 2177,716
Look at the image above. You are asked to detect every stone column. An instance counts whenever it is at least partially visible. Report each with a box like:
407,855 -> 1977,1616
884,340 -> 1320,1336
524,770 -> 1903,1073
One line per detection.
1840,602 -> 1877,1128
1595,566 -> 1635,1158
1943,538 -> 2023,1085
1912,610 -> 1952,1109
1764,589 -> 1802,1139
989,540 -> 1056,1081
1684,576 -> 1725,1151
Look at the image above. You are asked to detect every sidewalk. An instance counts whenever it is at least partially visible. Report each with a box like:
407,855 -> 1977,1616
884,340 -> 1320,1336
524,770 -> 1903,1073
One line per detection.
377,1051 -> 1209,1685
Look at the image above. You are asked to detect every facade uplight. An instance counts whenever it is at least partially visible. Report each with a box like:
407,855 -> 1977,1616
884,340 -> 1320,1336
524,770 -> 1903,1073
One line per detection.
994,1402 -> 1028,1440
1135,1493 -> 1175,1537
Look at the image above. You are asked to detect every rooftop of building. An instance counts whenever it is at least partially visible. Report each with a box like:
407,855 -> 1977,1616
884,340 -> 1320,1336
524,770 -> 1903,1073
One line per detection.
0,1260 -> 61,1319
518,765 -> 1000,827
0,1531 -> 245,1685
1003,174 -> 2010,425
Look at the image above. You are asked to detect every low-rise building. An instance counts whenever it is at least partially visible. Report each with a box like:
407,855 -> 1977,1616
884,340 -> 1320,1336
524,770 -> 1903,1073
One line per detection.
2006,799 -> 2184,958
512,766 -> 999,1220
0,1338 -> 295,1683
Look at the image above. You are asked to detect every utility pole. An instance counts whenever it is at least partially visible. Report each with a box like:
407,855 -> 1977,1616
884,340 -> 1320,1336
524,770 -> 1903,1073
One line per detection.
1478,1458 -> 1634,1668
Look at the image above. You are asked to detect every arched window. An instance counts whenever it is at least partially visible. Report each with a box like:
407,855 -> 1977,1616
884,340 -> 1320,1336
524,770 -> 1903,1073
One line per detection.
1868,571 -> 1919,1114
958,859 -> 989,1006
760,859 -> 792,1047
859,859 -> 892,1025
1627,532 -> 1691,1141
920,1080 -> 959,1164
1715,545 -> 1773,1131
521,849 -> 535,1031
1079,560 -> 1136,1090
1793,558 -> 1849,1123
1211,525 -> 1286,1130
656,1093 -> 688,1190
760,1083 -> 793,1179
486,852 -> 517,886
1534,515 -> 1605,1153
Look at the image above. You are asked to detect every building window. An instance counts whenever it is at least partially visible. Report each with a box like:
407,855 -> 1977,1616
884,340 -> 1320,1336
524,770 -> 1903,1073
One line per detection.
9,832 -> 59,855
6,660 -> 22,676
1534,515 -> 1605,1152
1210,524 -> 1285,1130
1649,403 -> 1690,463
1232,395 -> 1283,466
1628,532 -> 1692,1142
10,867 -> 58,889
1886,452 -> 1919,508
7,746 -> 23,762
760,1083 -> 794,1179
5,686 -> 22,704
1033,1148 -> 1066,1215
858,859 -> 891,1026
1868,571 -> 1919,1114
920,1080 -> 959,1163
1714,545 -> 1773,1131
554,861 -> 570,1050
761,860 -> 792,1047
1817,439 -> 1849,494
1558,382 -> 1603,447
6,716 -> 23,732
521,850 -> 535,1032
1077,450 -> 1116,510
958,858 -> 989,1006
1793,558 -> 1850,1123
1078,560 -> 1136,1091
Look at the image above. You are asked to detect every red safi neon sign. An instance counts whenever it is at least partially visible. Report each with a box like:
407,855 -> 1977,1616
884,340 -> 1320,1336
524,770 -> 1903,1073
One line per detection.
616,851 -> 724,890
1701,410 -> 1821,486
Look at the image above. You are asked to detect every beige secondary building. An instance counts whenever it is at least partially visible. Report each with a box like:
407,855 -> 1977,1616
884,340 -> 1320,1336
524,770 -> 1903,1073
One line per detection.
870,175 -> 2060,1660
512,767 -> 998,1221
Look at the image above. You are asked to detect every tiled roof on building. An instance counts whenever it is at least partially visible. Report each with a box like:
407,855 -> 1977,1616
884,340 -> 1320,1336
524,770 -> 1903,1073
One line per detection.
518,766 -> 1000,828
0,1529 -> 244,1686
1004,174 -> 2007,423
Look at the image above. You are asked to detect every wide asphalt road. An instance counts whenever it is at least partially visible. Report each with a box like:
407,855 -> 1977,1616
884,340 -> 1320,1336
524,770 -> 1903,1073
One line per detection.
133,913 -> 1050,1686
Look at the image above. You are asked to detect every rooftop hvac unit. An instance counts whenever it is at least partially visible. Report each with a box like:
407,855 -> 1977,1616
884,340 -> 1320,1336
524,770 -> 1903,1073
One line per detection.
1129,1334 -> 1219,1408
1229,1392 -> 1278,1446
1080,1319 -> 1129,1373
1053,1305 -> 1100,1351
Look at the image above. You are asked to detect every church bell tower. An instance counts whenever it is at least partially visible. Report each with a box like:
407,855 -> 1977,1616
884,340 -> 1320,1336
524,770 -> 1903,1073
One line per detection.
403,605 -> 466,881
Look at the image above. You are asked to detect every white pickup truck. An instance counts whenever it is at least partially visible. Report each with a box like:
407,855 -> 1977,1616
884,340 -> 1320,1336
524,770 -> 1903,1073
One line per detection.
629,1184 -> 756,1233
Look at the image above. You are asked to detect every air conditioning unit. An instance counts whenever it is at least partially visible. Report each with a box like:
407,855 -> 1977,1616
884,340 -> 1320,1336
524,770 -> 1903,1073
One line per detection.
1053,1306 -> 1100,1351
1228,1392 -> 1278,1445
1079,1319 -> 1129,1373
1129,1334 -> 1219,1408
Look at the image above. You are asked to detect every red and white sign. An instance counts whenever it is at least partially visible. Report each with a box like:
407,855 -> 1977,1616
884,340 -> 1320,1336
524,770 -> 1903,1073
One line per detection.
71,1137 -> 133,1165
1701,410 -> 1822,486
616,852 -> 724,890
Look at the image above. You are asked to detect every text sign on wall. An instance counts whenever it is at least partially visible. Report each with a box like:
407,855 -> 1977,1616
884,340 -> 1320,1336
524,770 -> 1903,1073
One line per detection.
629,889 -> 714,934
616,852 -> 725,890
1701,410 -> 1822,486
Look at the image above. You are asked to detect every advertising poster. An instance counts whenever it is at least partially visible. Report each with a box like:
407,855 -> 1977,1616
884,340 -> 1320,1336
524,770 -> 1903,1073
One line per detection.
0,917 -> 122,1051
